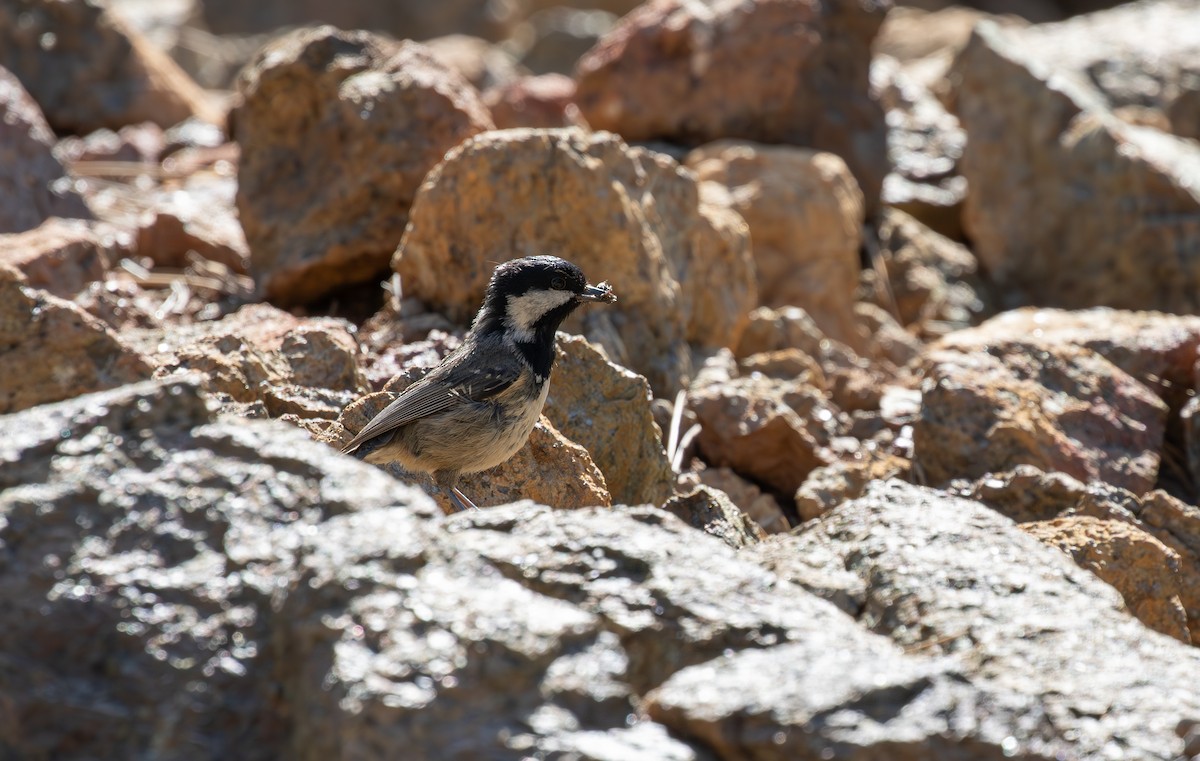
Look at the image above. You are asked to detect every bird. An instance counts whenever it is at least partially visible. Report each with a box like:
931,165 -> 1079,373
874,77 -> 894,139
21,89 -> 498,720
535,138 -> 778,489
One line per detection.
341,255 -> 617,513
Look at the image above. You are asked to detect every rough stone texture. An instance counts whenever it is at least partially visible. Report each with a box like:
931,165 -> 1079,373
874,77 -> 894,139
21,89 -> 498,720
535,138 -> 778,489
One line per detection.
860,208 -> 993,339
787,480 -> 1200,760
794,452 -> 910,522
394,128 -> 756,393
661,485 -> 766,550
484,73 -> 580,129
199,0 -> 521,41
734,306 -> 889,413
689,373 -> 835,496
0,0 -> 219,134
326,391 -> 612,512
1022,516 -> 1190,643
953,9 -> 1200,312
959,465 -> 1143,525
915,339 -> 1168,494
0,265 -> 151,414
872,54 -> 967,238
685,141 -> 865,348
0,66 -> 92,234
575,0 -> 890,209
0,218 -> 132,299
0,377 -> 440,761
694,466 -> 790,534
1139,490 -> 1200,644
124,302 -> 365,418
234,27 -> 494,305
545,333 -> 675,506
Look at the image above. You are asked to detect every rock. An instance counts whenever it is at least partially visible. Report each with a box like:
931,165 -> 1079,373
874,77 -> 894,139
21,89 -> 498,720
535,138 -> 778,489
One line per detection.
234,27 -> 494,306
0,218 -> 133,299
1022,516 -> 1190,643
0,377 -> 440,761
794,452 -> 910,522
0,0 -> 219,134
694,465 -> 790,534
393,128 -> 756,393
0,66 -> 92,234
132,170 -> 249,274
852,302 -> 921,369
125,302 -> 365,418
952,7 -> 1200,312
574,0 -> 890,209
959,465 -> 1143,525
484,73 -> 580,129
787,480 -> 1200,760
516,8 -> 617,76
689,373 -> 835,496
860,208 -> 993,339
735,306 -> 890,413
1184,395 -> 1200,490
1139,490 -> 1200,641
0,266 -> 151,414
198,0 -> 521,41
423,34 -> 525,92
872,55 -> 967,239
545,333 -> 675,506
684,141 -> 864,346
661,485 -> 765,550
935,308 -> 1200,404
327,391 -> 611,512
915,339 -> 1169,494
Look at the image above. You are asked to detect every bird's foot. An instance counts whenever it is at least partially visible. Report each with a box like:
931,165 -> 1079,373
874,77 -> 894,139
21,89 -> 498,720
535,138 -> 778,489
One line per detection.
449,487 -> 479,513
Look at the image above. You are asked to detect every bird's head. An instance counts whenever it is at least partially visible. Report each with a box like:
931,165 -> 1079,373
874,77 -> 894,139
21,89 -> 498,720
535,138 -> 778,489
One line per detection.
475,255 -> 616,344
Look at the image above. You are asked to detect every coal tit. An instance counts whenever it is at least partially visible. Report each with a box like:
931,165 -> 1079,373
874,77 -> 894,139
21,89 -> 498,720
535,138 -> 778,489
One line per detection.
342,255 -> 617,512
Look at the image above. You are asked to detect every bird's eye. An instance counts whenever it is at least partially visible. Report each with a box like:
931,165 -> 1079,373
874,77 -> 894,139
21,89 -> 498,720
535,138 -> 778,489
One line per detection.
551,276 -> 566,290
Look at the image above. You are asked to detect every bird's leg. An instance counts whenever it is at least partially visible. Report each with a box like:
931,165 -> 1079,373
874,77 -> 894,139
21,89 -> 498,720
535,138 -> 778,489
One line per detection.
436,469 -> 478,513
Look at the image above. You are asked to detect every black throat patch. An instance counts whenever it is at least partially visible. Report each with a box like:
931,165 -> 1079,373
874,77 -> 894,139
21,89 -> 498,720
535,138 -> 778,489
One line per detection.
514,301 -> 578,379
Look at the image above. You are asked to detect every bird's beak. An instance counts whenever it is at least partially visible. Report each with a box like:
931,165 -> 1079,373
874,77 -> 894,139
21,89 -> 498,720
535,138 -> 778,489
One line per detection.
580,281 -> 617,303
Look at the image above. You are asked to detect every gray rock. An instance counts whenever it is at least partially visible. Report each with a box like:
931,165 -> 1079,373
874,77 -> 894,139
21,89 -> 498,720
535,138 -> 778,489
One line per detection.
786,480 -> 1200,761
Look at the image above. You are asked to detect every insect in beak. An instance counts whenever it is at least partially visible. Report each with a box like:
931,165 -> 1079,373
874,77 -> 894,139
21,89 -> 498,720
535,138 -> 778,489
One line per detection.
580,281 -> 617,303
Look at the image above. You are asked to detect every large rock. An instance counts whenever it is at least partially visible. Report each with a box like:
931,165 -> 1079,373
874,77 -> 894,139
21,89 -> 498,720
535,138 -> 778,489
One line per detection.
1022,516 -> 1190,643
952,5 -> 1200,311
545,333 -> 675,506
574,0 -> 890,208
0,218 -> 130,298
785,480 -> 1200,760
0,378 -> 441,761
234,27 -> 494,305
1139,490 -> 1200,643
0,265 -> 150,414
0,0 -> 218,134
393,128 -> 756,393
915,338 -> 1168,493
685,141 -> 865,348
125,302 -> 366,419
0,66 -> 92,234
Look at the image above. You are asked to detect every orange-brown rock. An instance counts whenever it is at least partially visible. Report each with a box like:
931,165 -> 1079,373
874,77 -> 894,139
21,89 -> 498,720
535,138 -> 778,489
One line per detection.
0,265 -> 151,414
915,341 -> 1168,494
685,141 -> 864,348
662,485 -> 766,550
0,0 -> 219,134
1022,516 -> 1190,643
1139,490 -> 1200,643
694,465 -> 790,534
574,0 -> 889,208
234,27 -> 494,305
953,6 -> 1200,312
484,74 -> 580,129
794,452 -> 911,522
0,67 -> 92,235
0,219 -> 132,299
394,128 -> 755,393
424,34 -> 525,92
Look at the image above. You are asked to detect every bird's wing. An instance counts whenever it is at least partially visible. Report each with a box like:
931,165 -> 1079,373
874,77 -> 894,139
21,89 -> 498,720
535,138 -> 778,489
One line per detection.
341,348 -> 521,454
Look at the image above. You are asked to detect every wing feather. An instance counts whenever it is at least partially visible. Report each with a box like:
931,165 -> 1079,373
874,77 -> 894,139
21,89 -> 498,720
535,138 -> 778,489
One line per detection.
341,353 -> 520,454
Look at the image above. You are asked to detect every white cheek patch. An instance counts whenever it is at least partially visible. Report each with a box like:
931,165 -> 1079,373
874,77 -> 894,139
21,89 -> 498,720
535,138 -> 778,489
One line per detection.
505,289 -> 575,335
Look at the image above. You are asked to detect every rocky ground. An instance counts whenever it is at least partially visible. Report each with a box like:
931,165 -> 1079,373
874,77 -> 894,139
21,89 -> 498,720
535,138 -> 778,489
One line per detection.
1,0 -> 1199,759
